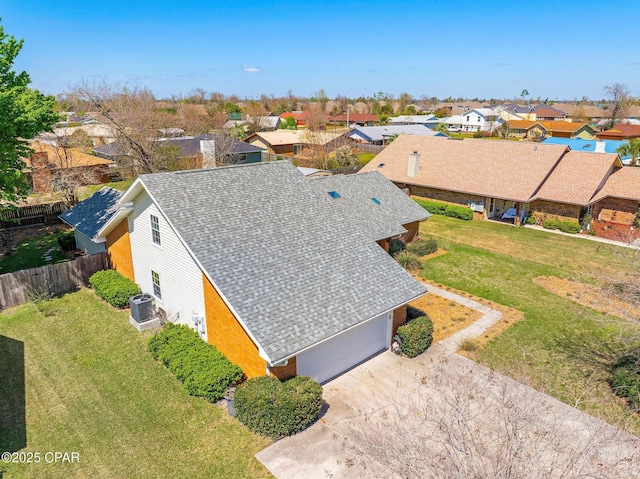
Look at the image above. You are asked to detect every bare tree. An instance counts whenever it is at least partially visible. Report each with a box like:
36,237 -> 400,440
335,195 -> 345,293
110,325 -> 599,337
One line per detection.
69,80 -> 175,174
603,83 -> 631,129
343,359 -> 640,479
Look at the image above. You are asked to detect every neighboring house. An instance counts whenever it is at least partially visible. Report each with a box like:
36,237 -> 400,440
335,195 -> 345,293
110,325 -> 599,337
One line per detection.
389,115 -> 441,127
91,161 -> 428,383
329,113 -> 379,126
93,134 -> 264,168
596,124 -> 640,140
291,110 -> 329,126
590,167 -> 640,226
59,187 -> 123,255
26,141 -> 114,193
297,167 -> 332,178
39,123 -> 118,147
347,125 -> 445,145
443,108 -> 502,133
531,106 -> 566,121
245,130 -> 351,158
360,135 -> 638,225
507,120 -> 595,140
542,137 -> 634,165
499,103 -> 536,121
226,116 -> 281,132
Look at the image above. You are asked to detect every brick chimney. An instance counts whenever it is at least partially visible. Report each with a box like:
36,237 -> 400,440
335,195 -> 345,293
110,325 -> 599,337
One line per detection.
200,139 -> 216,169
407,151 -> 421,177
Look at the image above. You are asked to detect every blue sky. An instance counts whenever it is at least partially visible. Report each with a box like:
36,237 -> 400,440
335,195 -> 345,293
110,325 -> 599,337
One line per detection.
3,0 -> 640,100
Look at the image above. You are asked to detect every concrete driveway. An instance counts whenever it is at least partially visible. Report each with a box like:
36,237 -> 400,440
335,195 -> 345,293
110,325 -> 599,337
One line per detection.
257,286 -> 640,478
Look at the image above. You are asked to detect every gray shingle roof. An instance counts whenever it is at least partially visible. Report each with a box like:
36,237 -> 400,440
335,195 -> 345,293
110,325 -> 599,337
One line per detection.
59,187 -> 123,239
139,162 -> 427,363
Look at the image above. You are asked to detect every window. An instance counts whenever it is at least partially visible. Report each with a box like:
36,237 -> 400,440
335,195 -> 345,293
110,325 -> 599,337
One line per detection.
293,144 -> 302,156
152,271 -> 162,299
150,214 -> 161,245
466,116 -> 470,122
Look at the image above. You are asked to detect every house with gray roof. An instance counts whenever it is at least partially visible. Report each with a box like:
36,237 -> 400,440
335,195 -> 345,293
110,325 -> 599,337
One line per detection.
59,187 -> 123,255
92,161 -> 429,383
347,125 -> 445,145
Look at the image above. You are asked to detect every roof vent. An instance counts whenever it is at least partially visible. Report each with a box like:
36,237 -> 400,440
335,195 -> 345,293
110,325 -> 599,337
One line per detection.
408,151 -> 421,177
328,191 -> 340,199
372,197 -> 381,205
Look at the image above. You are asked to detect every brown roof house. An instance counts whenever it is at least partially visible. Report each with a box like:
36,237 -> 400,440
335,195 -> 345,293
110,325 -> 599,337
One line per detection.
360,135 -> 639,228
84,161 -> 429,384
508,120 -> 595,140
596,124 -> 640,140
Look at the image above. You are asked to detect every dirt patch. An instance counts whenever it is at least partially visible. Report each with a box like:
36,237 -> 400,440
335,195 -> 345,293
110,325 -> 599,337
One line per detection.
0,224 -> 72,260
420,249 -> 448,261
533,276 -> 640,321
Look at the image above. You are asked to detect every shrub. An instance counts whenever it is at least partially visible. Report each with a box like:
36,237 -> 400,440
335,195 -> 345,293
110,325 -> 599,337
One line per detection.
395,251 -> 422,272
234,375 -> 323,438
444,204 -> 473,221
57,231 -> 76,251
525,215 -> 536,225
542,218 -> 561,230
388,238 -> 406,256
413,198 -> 447,215
406,238 -> 438,256
89,269 -> 140,308
396,315 -> 434,358
610,354 -> 640,413
148,323 -> 243,403
559,220 -> 580,234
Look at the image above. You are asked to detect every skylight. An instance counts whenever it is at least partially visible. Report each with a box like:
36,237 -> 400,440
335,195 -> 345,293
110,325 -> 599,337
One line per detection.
377,163 -> 385,168
372,197 -> 381,205
328,191 -> 341,199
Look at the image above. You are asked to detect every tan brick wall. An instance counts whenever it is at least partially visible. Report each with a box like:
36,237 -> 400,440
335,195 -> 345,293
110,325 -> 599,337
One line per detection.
530,200 -> 581,222
408,185 -> 484,208
106,219 -> 135,282
401,221 -> 419,243
392,305 -> 407,338
271,356 -> 297,380
202,273 -> 266,378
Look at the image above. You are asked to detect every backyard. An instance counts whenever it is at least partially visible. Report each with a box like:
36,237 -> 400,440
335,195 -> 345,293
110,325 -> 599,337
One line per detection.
0,289 -> 272,479
419,215 -> 640,435
0,228 -> 72,275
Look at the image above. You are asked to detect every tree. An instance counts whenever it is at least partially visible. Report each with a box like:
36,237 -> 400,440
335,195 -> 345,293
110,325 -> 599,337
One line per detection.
617,138 -> 640,167
434,122 -> 450,135
0,20 -> 58,207
603,83 -> 631,129
520,88 -> 530,105
69,129 -> 94,151
69,80 -> 176,174
280,116 -> 297,130
397,92 -> 412,114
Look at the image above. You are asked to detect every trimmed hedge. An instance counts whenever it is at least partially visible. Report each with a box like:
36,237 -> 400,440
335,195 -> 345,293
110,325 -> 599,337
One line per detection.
389,238 -> 406,256
406,238 -> 438,256
148,323 -> 243,403
89,269 -> 140,308
413,198 -> 473,221
610,354 -> 640,413
234,375 -> 323,438
542,218 -> 580,234
396,315 -> 433,358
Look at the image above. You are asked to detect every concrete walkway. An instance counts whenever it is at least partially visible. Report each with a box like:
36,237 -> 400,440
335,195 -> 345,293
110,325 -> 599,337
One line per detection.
256,286 -> 640,478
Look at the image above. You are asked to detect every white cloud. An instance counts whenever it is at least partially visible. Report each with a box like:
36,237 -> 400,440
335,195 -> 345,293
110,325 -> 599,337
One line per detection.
243,65 -> 261,73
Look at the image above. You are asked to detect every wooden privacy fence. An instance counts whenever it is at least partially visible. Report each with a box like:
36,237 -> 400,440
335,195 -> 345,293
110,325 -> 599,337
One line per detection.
0,202 -> 68,229
355,144 -> 385,154
0,253 -> 109,310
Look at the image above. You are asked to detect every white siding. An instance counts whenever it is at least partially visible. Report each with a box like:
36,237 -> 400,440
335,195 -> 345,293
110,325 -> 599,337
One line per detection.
75,231 -> 106,255
128,190 -> 207,340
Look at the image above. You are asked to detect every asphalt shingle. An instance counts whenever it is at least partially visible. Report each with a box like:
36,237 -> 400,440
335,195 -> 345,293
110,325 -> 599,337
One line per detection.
59,187 -> 123,239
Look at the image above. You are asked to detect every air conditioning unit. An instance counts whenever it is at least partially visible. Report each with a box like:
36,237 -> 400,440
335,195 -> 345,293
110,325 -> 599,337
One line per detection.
130,294 -> 156,323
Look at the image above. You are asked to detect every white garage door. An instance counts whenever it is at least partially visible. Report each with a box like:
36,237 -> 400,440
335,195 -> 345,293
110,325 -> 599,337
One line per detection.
297,312 -> 391,384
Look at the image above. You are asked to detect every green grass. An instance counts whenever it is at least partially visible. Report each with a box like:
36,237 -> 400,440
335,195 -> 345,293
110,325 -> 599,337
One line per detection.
419,216 -> 640,434
0,232 -> 69,275
79,179 -> 134,200
0,290 -> 272,478
357,153 -> 377,165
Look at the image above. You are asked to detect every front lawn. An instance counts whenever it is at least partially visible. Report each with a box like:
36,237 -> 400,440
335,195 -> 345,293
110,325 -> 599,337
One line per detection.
0,231 -> 69,275
0,290 -> 272,478
419,216 -> 640,435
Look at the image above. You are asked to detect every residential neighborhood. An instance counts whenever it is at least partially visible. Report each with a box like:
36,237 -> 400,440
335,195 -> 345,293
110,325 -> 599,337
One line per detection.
2,3 -> 640,479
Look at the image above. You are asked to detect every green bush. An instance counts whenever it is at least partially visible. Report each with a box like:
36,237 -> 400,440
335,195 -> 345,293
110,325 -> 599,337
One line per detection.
525,215 -> 536,225
542,218 -> 561,230
396,315 -> 434,358
57,231 -> 76,251
413,198 -> 472,220
148,323 -> 243,403
234,375 -> 323,438
413,198 -> 447,215
394,251 -> 422,271
388,238 -> 406,256
406,238 -> 438,256
559,220 -> 580,234
444,204 -> 473,220
89,269 -> 140,308
610,354 -> 640,413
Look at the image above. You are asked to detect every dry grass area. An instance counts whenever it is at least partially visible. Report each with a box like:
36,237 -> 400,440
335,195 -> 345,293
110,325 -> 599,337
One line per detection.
533,276 -> 640,321
410,278 -> 525,350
